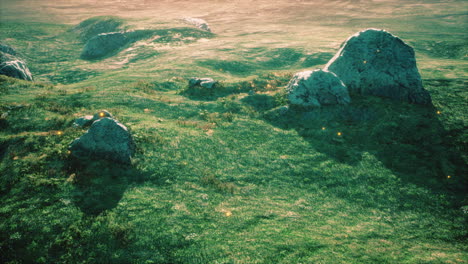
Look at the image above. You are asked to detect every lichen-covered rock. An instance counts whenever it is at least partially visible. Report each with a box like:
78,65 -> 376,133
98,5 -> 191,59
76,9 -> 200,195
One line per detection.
324,28 -> 431,104
0,52 -> 33,81
81,32 -> 129,60
182,17 -> 211,32
189,77 -> 217,89
286,69 -> 350,108
69,117 -> 135,164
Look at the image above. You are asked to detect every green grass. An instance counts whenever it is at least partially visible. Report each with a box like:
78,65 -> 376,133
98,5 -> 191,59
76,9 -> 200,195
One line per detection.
1,3 -> 467,263
73,16 -> 125,42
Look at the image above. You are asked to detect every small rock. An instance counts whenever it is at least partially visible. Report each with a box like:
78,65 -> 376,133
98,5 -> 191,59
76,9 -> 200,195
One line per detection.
286,69 -> 351,108
73,115 -> 94,128
324,28 -> 431,104
74,110 -> 114,128
189,77 -> 217,89
81,32 -> 129,60
0,52 -> 33,81
182,17 -> 211,32
69,117 -> 135,164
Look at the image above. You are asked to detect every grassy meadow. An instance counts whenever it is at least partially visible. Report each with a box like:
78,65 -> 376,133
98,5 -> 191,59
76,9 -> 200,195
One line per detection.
0,0 -> 467,263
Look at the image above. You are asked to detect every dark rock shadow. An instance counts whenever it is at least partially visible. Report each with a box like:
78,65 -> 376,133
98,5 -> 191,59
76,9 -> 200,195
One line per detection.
180,84 -> 248,101
66,159 -> 147,216
263,92 -> 467,203
241,94 -> 277,111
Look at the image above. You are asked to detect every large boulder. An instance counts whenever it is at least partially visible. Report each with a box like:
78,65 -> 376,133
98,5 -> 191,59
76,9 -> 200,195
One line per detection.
81,32 -> 129,60
0,52 -> 33,81
286,69 -> 351,108
324,29 -> 431,104
69,117 -> 135,164
182,17 -> 212,32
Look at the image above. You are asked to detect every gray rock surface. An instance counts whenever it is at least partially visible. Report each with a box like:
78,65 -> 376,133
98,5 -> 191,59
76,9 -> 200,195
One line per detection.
70,117 -> 135,164
182,17 -> 211,32
286,69 -> 351,108
324,28 -> 431,104
189,77 -> 217,89
81,32 -> 129,60
0,52 -> 33,81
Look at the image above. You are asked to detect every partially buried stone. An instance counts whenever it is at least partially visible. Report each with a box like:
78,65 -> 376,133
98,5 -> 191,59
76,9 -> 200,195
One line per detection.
286,69 -> 351,108
69,117 -> 135,164
189,77 -> 217,89
324,28 -> 431,104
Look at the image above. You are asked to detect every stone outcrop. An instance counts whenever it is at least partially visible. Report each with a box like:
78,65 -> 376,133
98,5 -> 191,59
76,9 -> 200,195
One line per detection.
324,28 -> 431,104
286,69 -> 351,108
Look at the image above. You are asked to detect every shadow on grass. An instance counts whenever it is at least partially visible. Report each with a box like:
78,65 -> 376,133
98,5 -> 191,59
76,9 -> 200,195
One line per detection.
241,94 -> 278,111
67,159 -> 146,216
263,91 -> 467,203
